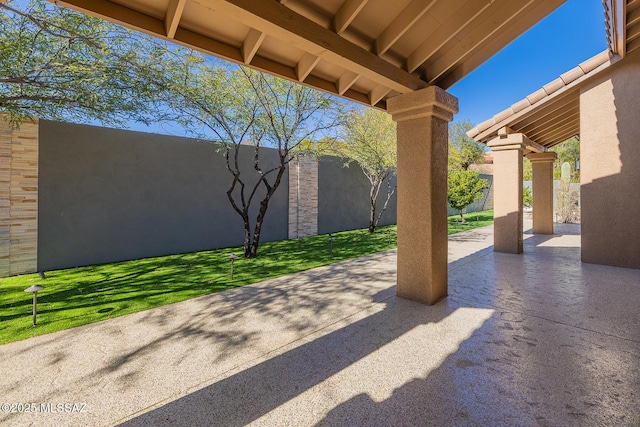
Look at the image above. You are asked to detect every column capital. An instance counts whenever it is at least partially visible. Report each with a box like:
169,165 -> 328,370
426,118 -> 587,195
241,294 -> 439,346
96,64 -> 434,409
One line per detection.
387,86 -> 458,123
487,133 -> 528,152
526,152 -> 557,163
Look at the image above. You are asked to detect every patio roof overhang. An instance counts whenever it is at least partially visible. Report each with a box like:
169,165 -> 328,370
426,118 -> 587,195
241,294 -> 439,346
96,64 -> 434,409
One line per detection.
49,0 -> 567,109
468,0 -> 638,149
467,50 -> 618,149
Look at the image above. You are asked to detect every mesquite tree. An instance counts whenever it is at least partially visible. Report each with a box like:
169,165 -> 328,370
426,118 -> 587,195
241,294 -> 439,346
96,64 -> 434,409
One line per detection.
0,0 -> 166,127
162,56 -> 338,257
334,108 -> 397,233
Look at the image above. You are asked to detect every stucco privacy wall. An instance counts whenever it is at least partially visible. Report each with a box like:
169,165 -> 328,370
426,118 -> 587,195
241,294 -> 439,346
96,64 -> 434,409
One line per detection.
2,118 -> 490,274
38,120 -> 288,271
580,48 -> 640,269
0,117 -> 39,276
318,156 -> 397,234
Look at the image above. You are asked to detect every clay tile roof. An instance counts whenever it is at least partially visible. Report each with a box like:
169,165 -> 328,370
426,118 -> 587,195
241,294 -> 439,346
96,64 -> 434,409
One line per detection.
466,50 -> 615,145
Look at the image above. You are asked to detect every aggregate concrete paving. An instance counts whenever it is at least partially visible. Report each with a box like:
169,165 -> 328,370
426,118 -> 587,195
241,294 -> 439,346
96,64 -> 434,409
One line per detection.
1,223 -> 639,426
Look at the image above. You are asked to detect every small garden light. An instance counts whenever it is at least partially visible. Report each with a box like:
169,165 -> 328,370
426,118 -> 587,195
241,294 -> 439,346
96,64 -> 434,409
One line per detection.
228,253 -> 238,280
24,284 -> 45,327
328,234 -> 333,256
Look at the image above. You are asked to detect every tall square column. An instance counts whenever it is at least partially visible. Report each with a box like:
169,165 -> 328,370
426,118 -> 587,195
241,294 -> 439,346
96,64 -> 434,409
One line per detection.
527,152 -> 557,235
387,87 -> 458,305
488,133 -> 525,254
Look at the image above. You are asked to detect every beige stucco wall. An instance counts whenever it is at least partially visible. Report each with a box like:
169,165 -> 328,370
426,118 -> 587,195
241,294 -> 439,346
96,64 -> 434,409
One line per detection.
0,116 -> 39,276
488,135 -> 524,254
580,49 -> 640,269
527,152 -> 556,235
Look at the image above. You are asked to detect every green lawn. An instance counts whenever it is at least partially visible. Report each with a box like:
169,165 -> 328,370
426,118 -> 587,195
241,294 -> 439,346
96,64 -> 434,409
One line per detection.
0,210 -> 492,345
447,209 -> 494,234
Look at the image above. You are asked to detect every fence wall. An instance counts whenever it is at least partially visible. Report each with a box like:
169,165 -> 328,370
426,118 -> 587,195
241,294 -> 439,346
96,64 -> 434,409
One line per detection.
2,119 -> 493,275
38,120 -> 288,271
318,157 -> 397,234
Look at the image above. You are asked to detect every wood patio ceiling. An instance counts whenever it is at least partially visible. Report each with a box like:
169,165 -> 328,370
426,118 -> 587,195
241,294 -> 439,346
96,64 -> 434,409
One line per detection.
51,0 -> 566,109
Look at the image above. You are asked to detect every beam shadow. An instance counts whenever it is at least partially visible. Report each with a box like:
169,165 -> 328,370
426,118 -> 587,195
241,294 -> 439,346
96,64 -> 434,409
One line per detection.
117,297 -> 489,426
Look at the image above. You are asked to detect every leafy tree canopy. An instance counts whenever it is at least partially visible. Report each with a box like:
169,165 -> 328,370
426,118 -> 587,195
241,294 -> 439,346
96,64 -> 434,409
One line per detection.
158,57 -> 340,256
0,0 -> 171,127
332,107 -> 397,232
449,120 -> 486,170
447,169 -> 489,222
337,108 -> 396,176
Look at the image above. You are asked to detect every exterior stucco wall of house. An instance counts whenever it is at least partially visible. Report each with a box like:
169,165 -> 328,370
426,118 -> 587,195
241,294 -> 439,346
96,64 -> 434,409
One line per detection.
580,48 -> 640,269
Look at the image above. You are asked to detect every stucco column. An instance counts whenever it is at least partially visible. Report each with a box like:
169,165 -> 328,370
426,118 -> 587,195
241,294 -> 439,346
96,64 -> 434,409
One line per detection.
387,86 -> 458,305
527,152 -> 556,235
488,133 -> 525,254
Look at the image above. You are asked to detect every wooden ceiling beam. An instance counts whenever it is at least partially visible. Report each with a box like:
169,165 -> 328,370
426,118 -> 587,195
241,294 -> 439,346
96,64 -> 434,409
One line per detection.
165,0 -> 187,38
50,0 -> 380,108
55,0 -> 427,96
406,0 -> 492,73
296,53 -> 320,81
628,4 -> 640,26
426,0 -> 536,84
333,0 -> 368,35
369,86 -> 391,106
216,0 -> 427,93
337,71 -> 360,95
627,21 -> 640,41
525,112 -> 578,142
535,120 -> 580,146
519,103 -> 578,136
524,138 -> 546,153
375,0 -> 436,56
241,29 -> 265,64
516,92 -> 577,124
437,0 -> 566,88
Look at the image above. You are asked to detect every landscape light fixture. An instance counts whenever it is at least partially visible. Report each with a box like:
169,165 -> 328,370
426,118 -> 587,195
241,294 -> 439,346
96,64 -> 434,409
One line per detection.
228,253 -> 238,280
328,234 -> 333,256
24,284 -> 45,326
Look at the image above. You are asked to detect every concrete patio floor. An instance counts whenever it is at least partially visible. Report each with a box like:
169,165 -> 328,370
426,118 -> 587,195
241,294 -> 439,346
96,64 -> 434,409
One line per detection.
1,224 -> 639,427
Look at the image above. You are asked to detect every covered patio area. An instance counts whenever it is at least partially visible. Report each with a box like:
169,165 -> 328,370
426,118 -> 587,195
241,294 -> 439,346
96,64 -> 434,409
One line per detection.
2,224 -> 638,426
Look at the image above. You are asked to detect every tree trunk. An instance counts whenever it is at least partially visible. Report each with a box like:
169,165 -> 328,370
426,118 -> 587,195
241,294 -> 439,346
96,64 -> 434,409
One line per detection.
368,178 -> 382,233
458,210 -> 466,223
374,177 -> 396,232
249,198 -> 269,258
242,215 -> 252,257
247,165 -> 287,258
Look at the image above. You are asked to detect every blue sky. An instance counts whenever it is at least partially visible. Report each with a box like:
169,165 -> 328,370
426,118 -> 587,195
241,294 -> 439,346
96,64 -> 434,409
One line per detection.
449,0 -> 608,126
